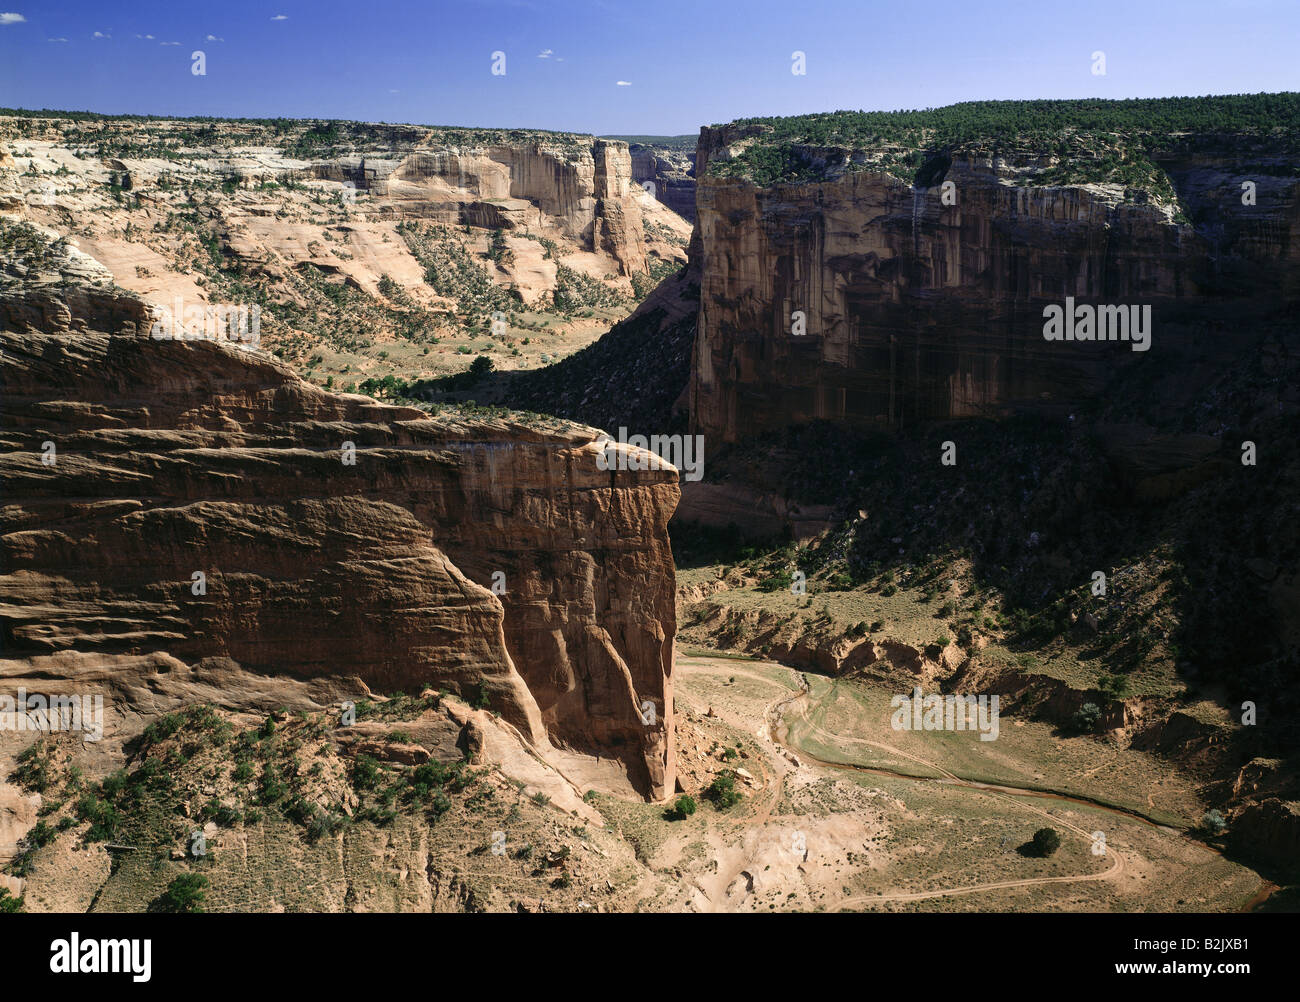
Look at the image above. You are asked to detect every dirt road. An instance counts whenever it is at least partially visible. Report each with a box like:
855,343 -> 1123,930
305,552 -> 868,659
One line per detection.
680,654 -> 1129,909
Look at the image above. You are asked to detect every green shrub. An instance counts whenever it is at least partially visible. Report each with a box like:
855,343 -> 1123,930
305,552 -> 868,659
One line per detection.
1201,809 -> 1228,835
142,713 -> 184,745
1031,827 -> 1061,857
76,793 -> 123,842
15,743 -> 53,792
1071,702 -> 1102,733
429,791 -> 452,817
150,874 -> 209,913
100,769 -> 128,799
24,820 -> 56,850
411,761 -> 450,788
706,771 -> 743,809
257,767 -> 288,805
758,570 -> 794,593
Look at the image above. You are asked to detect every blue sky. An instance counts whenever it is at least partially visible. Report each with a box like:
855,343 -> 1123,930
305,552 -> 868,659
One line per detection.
1,0 -> 1297,134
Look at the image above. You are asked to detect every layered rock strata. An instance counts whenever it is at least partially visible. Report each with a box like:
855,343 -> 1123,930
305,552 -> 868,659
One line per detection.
378,139 -> 649,275
1,280 -> 679,799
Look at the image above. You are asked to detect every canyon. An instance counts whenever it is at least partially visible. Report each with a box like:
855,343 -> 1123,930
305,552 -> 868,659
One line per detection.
3,96 -> 1298,913
509,98 -> 1300,895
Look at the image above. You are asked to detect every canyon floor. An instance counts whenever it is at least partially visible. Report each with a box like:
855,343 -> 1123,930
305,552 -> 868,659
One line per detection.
663,652 -> 1263,912
2,642 -> 1270,913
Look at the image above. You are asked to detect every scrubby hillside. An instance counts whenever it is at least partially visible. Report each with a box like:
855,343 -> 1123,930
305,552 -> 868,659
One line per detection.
500,260 -> 699,436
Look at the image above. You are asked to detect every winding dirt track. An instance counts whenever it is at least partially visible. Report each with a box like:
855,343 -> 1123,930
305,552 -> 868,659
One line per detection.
680,656 -> 1126,908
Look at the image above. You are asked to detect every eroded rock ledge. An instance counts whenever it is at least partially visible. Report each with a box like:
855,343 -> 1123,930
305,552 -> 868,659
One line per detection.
1,289 -> 679,800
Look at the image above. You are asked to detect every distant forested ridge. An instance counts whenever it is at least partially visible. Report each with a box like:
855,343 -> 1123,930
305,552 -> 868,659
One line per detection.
707,93 -> 1300,189
601,134 -> 698,150
0,108 -> 599,158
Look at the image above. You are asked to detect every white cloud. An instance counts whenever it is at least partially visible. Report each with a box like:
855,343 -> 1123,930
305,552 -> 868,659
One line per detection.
616,80 -> 631,86
0,12 -> 27,25
160,40 -> 180,46
270,14 -> 288,20
205,34 -> 223,41
48,36 -> 68,42
537,49 -> 552,58
388,88 -> 400,94
92,30 -> 110,39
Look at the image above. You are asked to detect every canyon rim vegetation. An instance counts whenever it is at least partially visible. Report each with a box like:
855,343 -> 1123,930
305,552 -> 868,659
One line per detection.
0,3 -> 1297,982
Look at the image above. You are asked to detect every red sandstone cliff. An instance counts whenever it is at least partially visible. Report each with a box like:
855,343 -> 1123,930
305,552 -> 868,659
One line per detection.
689,125 -> 1300,447
0,259 -> 679,800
